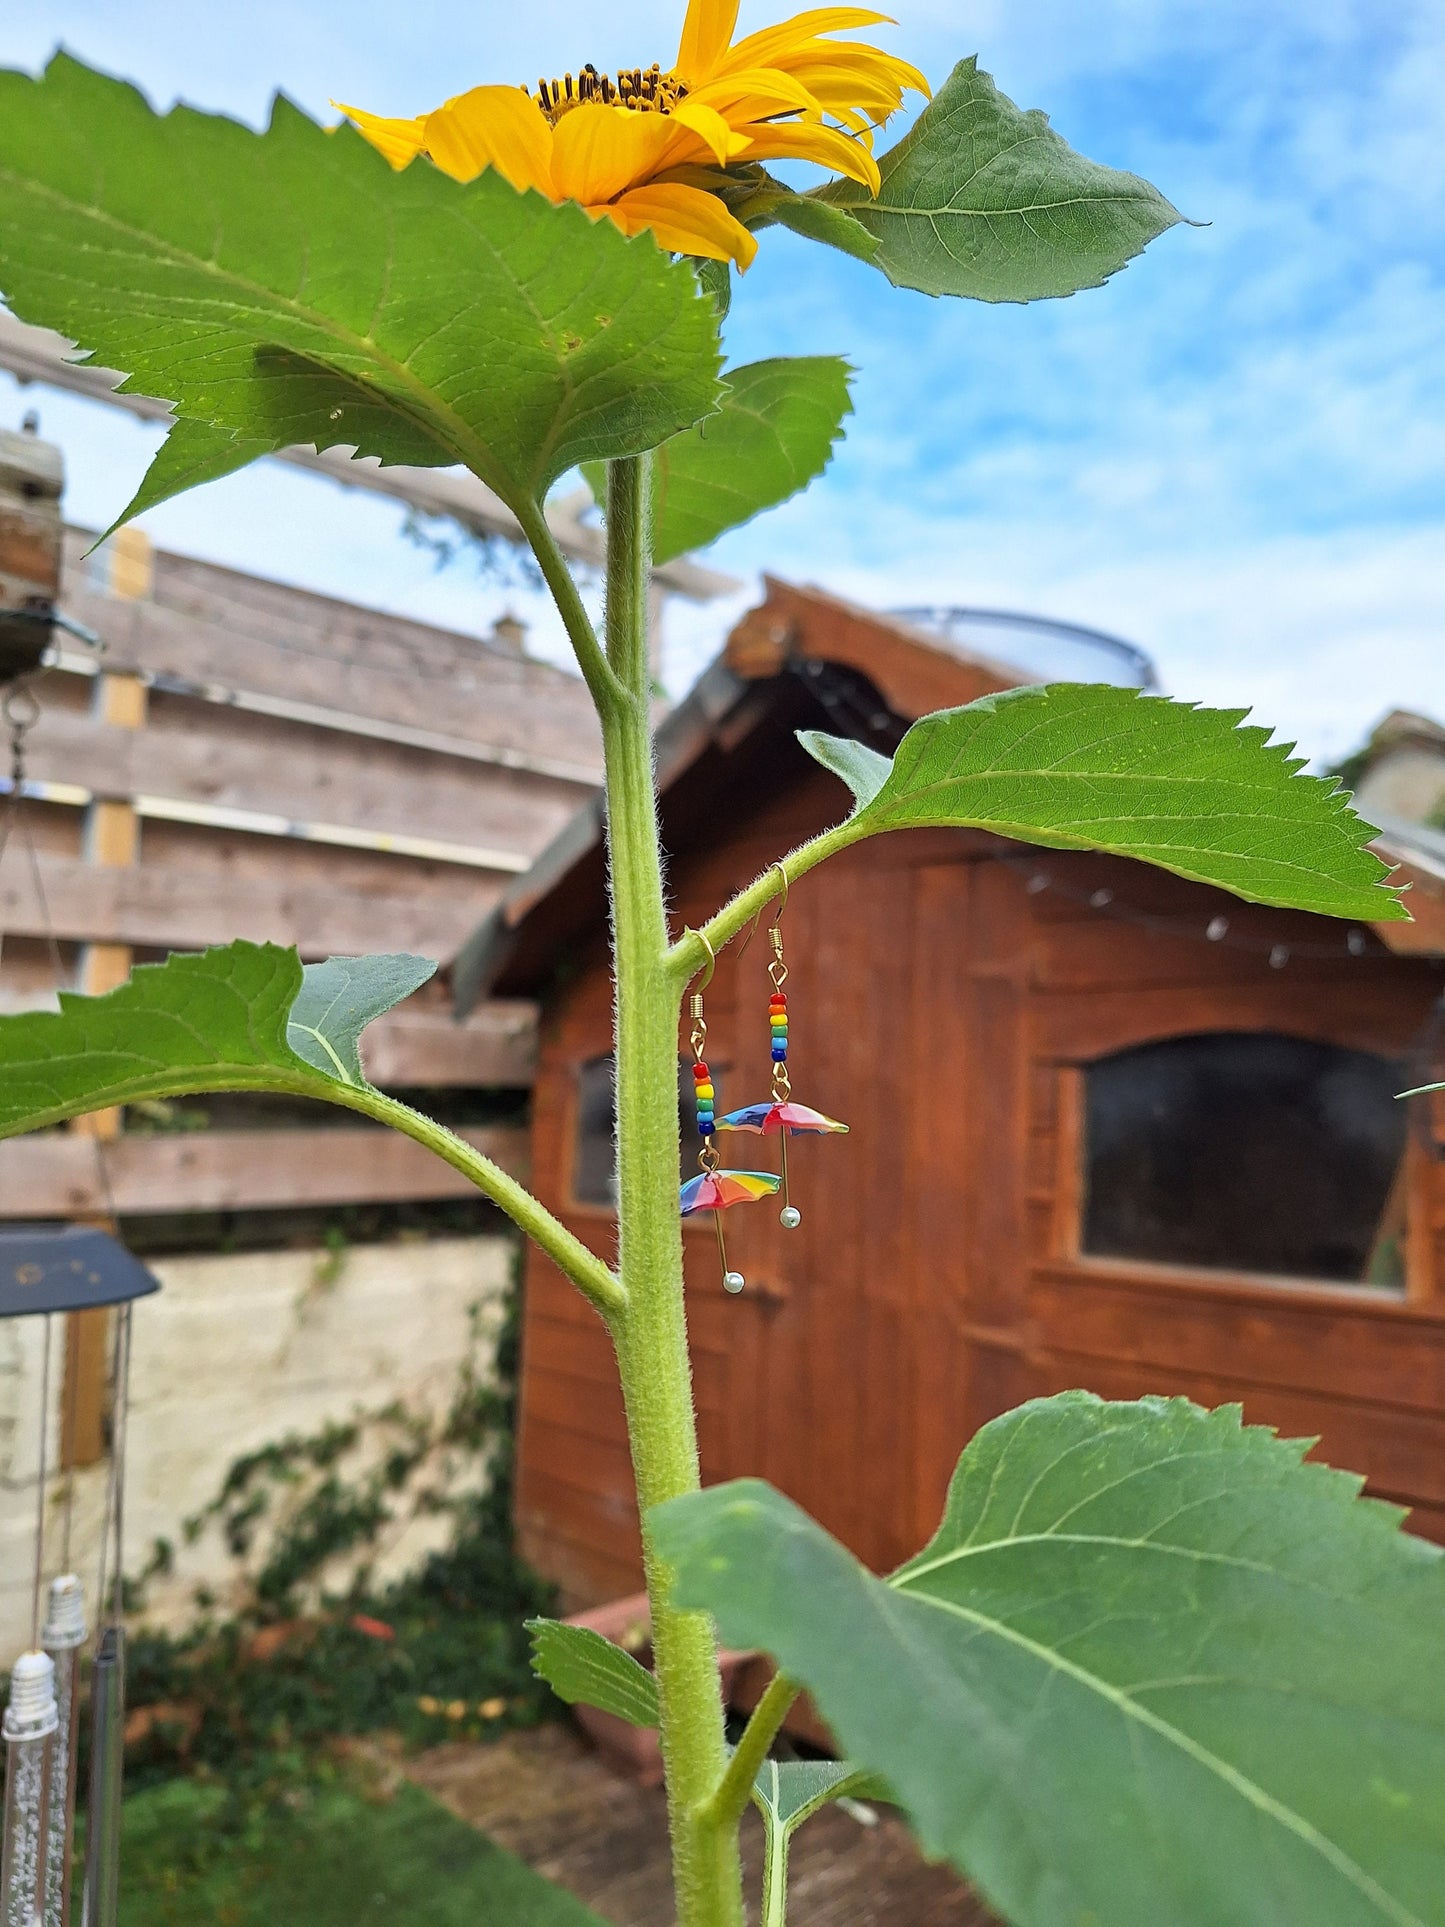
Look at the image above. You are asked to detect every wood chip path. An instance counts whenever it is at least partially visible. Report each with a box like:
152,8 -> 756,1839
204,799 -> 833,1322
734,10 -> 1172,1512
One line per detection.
410,1725 -> 998,1925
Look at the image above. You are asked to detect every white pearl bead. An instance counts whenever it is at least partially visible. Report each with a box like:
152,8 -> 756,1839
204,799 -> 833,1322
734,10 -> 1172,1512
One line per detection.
723,1271 -> 746,1294
779,1206 -> 802,1230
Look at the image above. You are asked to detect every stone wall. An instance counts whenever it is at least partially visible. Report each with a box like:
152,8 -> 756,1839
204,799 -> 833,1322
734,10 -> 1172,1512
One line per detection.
0,1235 -> 511,1662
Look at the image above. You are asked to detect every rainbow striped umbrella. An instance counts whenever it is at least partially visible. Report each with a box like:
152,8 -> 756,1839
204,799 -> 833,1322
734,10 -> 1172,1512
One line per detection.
679,1169 -> 781,1214
679,1169 -> 780,1296
715,1102 -> 848,1136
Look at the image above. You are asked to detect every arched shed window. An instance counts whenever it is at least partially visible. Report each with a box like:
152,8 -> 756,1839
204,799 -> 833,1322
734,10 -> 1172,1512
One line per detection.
1082,1032 -> 1407,1285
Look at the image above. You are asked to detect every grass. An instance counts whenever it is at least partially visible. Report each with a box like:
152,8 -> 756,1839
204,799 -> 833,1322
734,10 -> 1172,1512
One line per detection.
116,1772 -> 605,1926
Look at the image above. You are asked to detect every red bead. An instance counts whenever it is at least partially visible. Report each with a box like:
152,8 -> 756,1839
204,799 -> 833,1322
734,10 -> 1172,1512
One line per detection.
769,993 -> 787,1009
692,1061 -> 710,1080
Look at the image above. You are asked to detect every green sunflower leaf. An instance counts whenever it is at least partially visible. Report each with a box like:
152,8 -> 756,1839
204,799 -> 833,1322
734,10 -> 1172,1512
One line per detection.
0,54 -> 723,526
0,941 -> 434,1134
798,683 -> 1408,921
751,1758 -> 890,1922
655,1393 -> 1445,1926
586,356 -> 852,562
751,191 -> 882,264
821,57 -> 1186,302
526,1620 -> 660,1728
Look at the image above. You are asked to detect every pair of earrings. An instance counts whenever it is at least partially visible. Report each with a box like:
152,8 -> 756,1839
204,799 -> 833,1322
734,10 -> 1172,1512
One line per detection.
679,874 -> 849,1294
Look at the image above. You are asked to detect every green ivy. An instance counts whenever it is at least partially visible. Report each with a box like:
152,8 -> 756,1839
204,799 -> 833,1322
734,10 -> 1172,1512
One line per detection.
118,1253 -> 560,1798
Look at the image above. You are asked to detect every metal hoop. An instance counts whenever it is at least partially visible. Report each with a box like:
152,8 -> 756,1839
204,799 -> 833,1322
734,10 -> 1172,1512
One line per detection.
684,926 -> 717,993
738,864 -> 790,958
3,683 -> 41,737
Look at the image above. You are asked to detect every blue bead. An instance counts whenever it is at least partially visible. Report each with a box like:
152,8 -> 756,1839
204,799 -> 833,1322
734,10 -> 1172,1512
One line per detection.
771,1045 -> 788,1060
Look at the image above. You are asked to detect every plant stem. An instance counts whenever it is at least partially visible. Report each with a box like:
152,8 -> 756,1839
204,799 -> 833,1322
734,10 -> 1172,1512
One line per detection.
701,1672 -> 801,1832
334,1085 -> 624,1317
664,822 -> 861,989
601,453 -> 742,1926
513,495 -> 626,717
760,1815 -> 790,1927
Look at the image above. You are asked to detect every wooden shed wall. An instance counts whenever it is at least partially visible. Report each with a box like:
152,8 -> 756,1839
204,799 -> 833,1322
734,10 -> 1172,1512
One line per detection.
514,780 -> 1445,1603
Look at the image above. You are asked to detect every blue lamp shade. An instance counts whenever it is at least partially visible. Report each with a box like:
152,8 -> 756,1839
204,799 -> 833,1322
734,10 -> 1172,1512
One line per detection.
0,1224 -> 160,1318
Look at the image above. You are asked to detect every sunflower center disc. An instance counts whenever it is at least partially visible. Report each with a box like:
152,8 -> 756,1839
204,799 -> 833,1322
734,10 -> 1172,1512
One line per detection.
533,63 -> 690,123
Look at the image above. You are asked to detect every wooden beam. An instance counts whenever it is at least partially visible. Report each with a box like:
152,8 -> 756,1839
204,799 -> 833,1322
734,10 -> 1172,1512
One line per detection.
57,576 -> 605,773
25,699 -> 586,857
0,849 -> 501,962
362,1003 -> 537,1088
67,543 -> 151,1467
0,1123 -> 528,1217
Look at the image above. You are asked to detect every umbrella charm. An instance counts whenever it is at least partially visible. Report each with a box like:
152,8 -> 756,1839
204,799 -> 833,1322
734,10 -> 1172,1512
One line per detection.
679,943 -> 780,1293
718,885 -> 848,1226
680,1166 -> 782,1295
715,1100 -> 848,1230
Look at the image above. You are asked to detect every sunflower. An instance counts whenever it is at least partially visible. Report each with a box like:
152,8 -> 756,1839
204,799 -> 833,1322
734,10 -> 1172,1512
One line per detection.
337,1 -> 926,268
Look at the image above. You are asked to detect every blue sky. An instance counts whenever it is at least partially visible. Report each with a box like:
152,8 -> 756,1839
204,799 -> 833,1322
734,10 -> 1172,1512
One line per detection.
2,1 -> 1441,761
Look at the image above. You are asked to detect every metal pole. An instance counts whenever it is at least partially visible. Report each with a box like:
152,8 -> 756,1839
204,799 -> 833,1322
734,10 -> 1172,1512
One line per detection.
78,1631 -> 122,1927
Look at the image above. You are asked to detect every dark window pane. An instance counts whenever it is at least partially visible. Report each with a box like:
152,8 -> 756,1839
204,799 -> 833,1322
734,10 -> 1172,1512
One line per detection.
1082,1032 -> 1406,1284
571,1053 -> 695,1208
573,1054 -> 618,1207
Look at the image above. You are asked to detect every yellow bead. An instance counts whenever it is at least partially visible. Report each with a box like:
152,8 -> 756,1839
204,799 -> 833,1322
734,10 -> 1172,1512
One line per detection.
695,1082 -> 714,1101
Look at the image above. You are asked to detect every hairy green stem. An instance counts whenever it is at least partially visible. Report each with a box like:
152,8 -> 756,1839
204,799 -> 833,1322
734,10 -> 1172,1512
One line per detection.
665,823 -> 860,988
602,453 -> 742,1926
701,1672 -> 801,1833
514,495 -> 626,716
330,1085 -> 625,1317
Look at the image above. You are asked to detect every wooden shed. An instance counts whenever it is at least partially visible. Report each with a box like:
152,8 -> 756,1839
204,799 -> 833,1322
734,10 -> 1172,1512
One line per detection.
457,581 -> 1445,1602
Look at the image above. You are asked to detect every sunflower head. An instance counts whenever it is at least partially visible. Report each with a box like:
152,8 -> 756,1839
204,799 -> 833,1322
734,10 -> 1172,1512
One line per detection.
338,2 -> 927,268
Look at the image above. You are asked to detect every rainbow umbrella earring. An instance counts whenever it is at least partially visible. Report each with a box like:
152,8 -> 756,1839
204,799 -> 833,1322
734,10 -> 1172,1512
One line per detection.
679,934 -> 779,1293
717,874 -> 848,1227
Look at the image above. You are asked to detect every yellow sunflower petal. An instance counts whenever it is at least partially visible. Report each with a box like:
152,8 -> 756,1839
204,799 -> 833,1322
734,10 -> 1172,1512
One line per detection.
550,102 -> 702,204
687,66 -> 826,120
676,0 -> 743,81
670,98 -> 752,165
785,42 -> 931,99
721,9 -> 899,73
739,118 -> 882,192
421,85 -> 556,193
602,182 -> 759,268
335,102 -> 428,170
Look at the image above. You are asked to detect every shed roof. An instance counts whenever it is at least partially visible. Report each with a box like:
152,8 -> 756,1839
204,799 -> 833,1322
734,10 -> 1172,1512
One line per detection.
452,579 -> 1444,1008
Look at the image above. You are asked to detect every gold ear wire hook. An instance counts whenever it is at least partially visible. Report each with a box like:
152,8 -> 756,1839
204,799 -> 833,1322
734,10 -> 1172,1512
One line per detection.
737,863 -> 789,959
684,927 -> 717,994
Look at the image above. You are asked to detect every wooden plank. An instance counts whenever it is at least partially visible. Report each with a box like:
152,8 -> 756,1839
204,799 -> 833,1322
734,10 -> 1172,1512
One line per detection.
67,658 -> 149,1467
0,848 -> 502,962
1034,979 -> 1437,1061
522,1312 -> 620,1388
1030,1265 -> 1445,1411
1048,1067 -> 1083,1262
60,574 -> 604,770
25,697 -> 587,857
0,1123 -> 527,1216
362,1003 -> 538,1088
1038,1349 -> 1445,1510
526,1367 -> 630,1451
